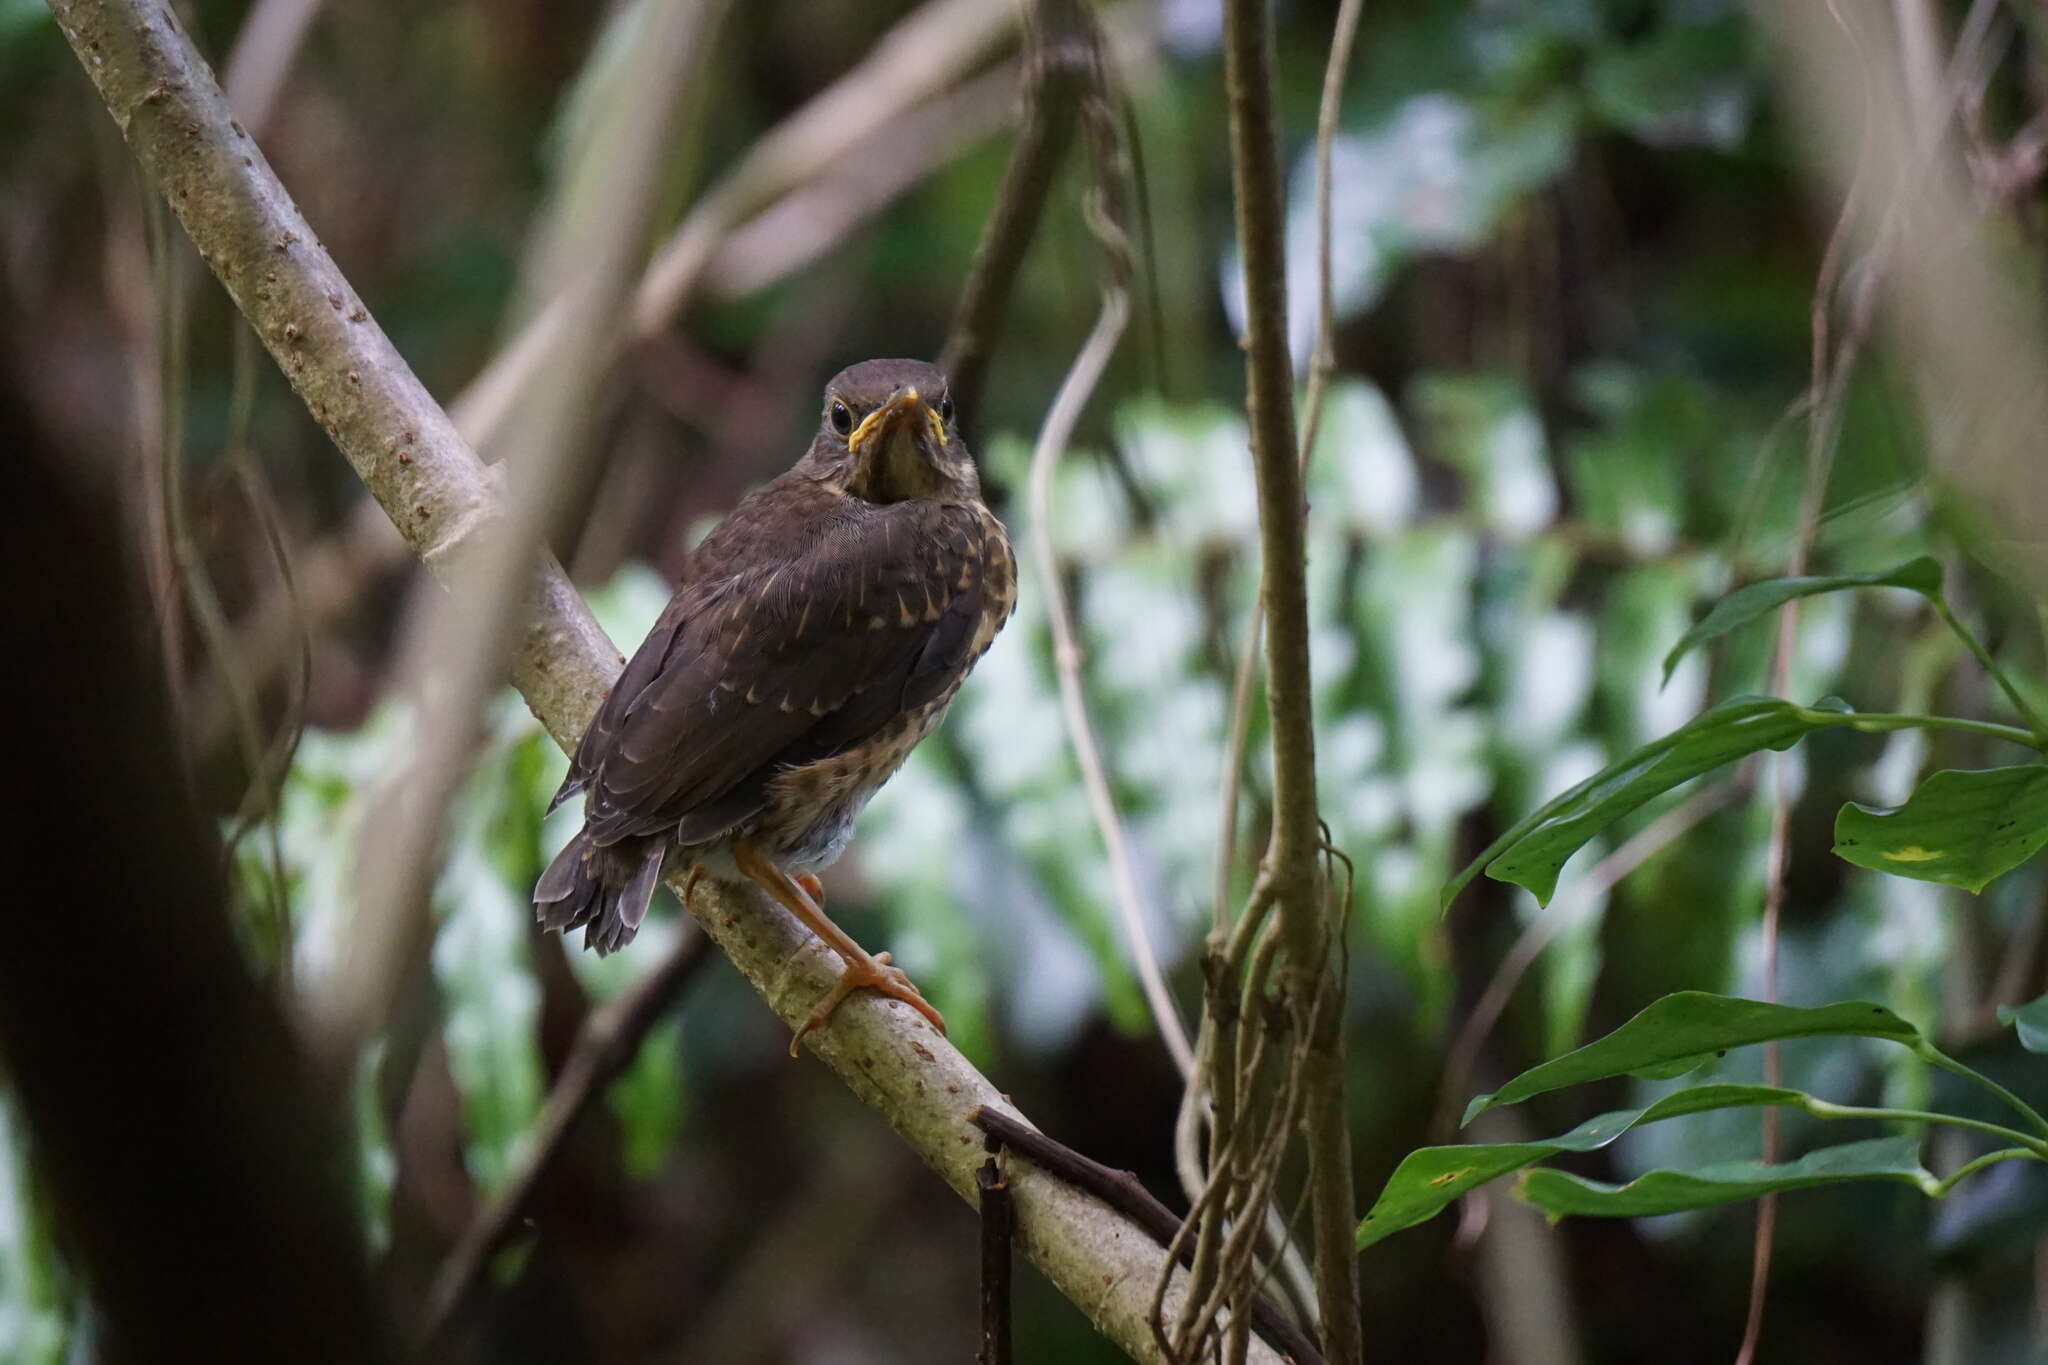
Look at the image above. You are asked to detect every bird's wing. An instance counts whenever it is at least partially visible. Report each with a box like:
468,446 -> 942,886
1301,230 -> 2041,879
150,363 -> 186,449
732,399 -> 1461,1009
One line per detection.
572,495 -> 1007,847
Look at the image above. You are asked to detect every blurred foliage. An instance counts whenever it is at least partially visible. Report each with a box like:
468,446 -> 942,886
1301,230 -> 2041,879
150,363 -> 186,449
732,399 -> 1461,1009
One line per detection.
8,0 -> 2048,1360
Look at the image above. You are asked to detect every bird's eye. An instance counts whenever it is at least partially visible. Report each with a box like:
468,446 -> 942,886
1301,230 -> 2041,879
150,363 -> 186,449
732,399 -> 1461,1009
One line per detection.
829,400 -> 853,435
937,395 -> 954,424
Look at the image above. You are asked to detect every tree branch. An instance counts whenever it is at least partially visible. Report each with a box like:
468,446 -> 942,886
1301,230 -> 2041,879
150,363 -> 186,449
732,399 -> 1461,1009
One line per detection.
50,3 -> 1274,1358
1219,0 -> 1362,1360
938,0 -> 1089,434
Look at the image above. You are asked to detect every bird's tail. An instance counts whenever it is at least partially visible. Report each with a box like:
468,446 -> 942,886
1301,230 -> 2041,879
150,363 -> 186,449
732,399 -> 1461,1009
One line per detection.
534,828 -> 666,955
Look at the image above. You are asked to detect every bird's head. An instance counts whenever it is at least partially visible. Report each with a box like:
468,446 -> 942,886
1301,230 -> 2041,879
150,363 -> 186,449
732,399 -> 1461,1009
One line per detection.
805,358 -> 977,504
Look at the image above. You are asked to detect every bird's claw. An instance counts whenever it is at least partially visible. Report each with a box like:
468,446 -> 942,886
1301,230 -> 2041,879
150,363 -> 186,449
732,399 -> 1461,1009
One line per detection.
788,950 -> 947,1057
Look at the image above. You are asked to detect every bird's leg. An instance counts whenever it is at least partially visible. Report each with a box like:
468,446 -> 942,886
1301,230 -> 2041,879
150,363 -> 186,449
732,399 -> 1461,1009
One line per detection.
730,838 -> 944,1055
796,872 -> 826,907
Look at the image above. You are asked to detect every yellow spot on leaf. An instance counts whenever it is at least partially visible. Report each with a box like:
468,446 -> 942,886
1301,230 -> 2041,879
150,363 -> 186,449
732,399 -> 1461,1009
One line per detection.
1428,1169 -> 1473,1187
1881,846 -> 1943,863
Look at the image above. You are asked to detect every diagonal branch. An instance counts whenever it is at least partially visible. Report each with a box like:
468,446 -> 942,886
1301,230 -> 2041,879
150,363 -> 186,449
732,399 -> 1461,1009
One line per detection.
938,0 -> 1090,434
49,3 -> 1275,1359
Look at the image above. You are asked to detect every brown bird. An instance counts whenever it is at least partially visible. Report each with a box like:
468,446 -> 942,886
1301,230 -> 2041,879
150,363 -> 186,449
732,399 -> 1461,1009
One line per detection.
536,359 -> 1014,1052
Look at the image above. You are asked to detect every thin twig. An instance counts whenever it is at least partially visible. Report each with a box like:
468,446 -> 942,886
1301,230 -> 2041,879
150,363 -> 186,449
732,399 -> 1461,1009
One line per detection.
221,324 -> 306,975
1032,288 -> 1198,1071
220,0 -> 322,139
1219,0 -> 1362,1358
1022,6 -> 1196,1077
1738,4 -> 1877,1357
939,0 -> 1089,434
968,1108 -> 1324,1365
417,927 -> 715,1346
706,64 -> 1017,302
140,197 -> 188,738
629,0 -> 1020,338
979,1140 -> 1015,1365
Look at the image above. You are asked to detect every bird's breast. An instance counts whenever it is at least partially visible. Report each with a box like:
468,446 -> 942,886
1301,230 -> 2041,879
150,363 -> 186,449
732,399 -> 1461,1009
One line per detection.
754,699 -> 953,872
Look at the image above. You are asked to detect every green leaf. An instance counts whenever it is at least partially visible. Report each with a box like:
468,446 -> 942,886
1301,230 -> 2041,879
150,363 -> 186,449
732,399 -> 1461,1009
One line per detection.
1999,992 -> 2048,1054
1834,765 -> 2048,893
1517,1135 -> 1933,1219
1453,697 -> 1834,906
1661,558 -> 1942,685
1357,1085 -> 1805,1249
1463,992 -> 1920,1124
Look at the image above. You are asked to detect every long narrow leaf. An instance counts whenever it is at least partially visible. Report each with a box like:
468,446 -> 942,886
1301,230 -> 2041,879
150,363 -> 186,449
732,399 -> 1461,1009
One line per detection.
1357,1085 -> 1804,1248
1661,558 -> 1942,684
1447,696 -> 1839,907
1463,993 -> 1920,1124
1517,1135 -> 1933,1219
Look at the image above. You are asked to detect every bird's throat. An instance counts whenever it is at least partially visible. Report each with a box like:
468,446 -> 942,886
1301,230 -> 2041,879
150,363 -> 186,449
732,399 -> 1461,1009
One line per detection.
846,425 -> 944,504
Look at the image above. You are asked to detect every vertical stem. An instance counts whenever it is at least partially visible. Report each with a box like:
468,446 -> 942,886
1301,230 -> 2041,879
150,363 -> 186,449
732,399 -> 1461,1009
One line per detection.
978,1149 -> 1014,1365
1220,0 -> 1361,1359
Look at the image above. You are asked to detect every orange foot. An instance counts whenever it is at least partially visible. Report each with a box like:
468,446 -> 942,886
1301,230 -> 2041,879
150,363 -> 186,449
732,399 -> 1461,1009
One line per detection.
796,872 -> 826,907
789,950 -> 945,1057
727,838 -> 947,1057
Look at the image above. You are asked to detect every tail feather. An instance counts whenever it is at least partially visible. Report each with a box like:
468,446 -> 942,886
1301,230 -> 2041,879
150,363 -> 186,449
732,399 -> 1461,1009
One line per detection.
535,828 -> 666,955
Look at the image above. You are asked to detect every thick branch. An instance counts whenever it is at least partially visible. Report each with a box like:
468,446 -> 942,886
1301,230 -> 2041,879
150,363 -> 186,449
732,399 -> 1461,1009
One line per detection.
50,2 -> 1272,1358
1220,0 -> 1362,1360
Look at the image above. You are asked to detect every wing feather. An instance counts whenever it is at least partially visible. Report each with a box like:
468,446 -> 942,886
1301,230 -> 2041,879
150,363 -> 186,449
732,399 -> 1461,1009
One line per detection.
567,483 -> 1003,848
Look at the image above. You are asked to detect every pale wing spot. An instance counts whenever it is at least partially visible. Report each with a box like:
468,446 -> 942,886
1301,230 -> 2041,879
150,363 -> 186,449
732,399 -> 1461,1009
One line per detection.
898,597 -> 917,627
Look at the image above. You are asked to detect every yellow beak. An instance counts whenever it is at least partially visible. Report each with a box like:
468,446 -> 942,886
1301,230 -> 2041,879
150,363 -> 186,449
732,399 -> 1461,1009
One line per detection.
848,388 -> 945,457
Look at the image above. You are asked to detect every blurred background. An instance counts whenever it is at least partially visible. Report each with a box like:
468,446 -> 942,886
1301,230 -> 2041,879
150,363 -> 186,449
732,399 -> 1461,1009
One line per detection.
6,0 -> 2048,1360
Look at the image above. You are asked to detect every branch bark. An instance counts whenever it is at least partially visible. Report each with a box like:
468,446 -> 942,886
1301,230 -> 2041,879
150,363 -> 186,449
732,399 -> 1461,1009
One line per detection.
1219,0 -> 1363,1360
49,3 -> 1275,1359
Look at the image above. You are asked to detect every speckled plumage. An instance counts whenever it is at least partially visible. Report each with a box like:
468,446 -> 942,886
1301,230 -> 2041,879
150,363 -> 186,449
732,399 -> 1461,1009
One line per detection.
536,360 -> 1014,961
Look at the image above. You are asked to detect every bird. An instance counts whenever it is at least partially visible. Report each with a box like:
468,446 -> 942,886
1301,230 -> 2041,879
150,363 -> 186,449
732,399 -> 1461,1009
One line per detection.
535,358 -> 1015,1054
